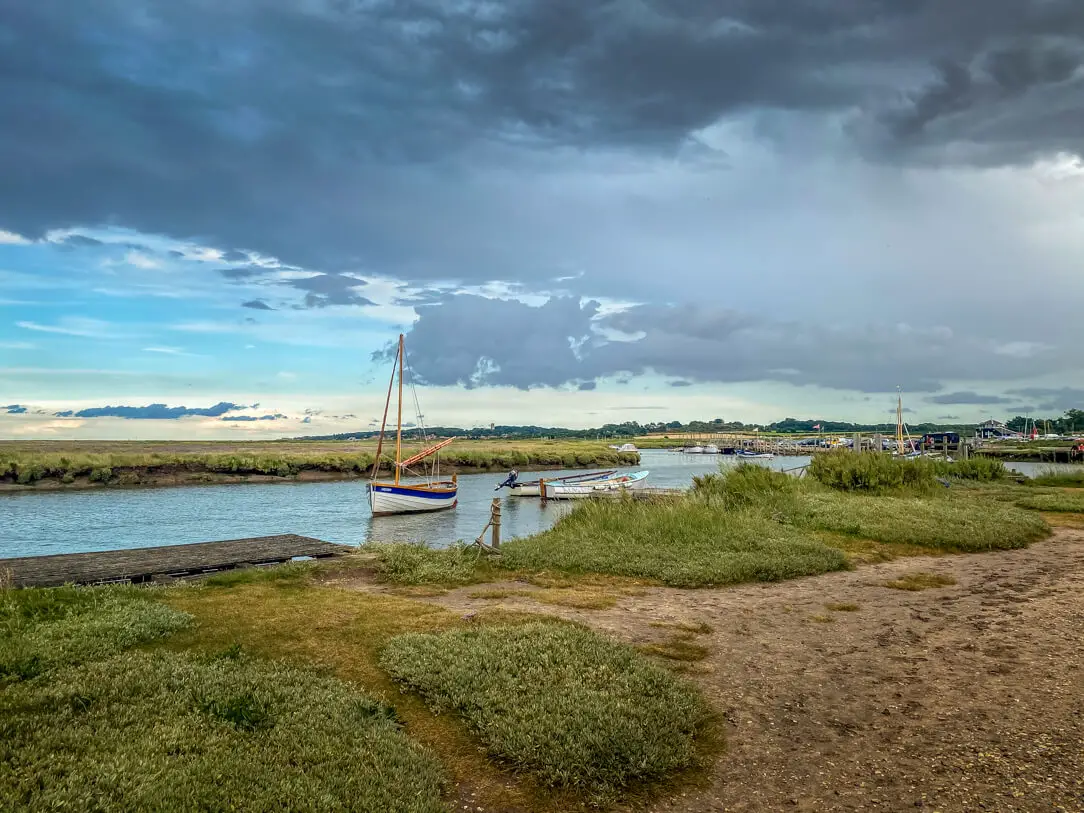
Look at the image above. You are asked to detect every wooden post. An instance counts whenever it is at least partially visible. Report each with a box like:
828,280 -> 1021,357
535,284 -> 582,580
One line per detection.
853,433 -> 861,453
539,478 -> 546,503
490,498 -> 501,550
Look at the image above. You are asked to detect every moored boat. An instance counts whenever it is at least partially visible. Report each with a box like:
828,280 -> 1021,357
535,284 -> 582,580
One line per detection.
540,470 -> 650,500
508,469 -> 617,497
735,450 -> 774,459
368,333 -> 458,516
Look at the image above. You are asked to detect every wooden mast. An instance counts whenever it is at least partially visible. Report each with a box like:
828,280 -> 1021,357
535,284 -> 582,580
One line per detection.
369,341 -> 399,479
896,388 -> 905,454
395,333 -> 404,486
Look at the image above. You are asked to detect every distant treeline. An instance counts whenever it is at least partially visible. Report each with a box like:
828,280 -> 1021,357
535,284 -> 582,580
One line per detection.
295,414 -> 1049,442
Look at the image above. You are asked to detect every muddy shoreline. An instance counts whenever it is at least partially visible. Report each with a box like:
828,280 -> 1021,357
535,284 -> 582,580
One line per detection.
0,461 -> 615,494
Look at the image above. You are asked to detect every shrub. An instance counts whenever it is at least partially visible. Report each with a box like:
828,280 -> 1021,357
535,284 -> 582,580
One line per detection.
0,651 -> 446,812
368,541 -> 485,586
931,457 -> 1006,481
809,451 -> 935,493
500,497 -> 848,588
692,462 -> 799,510
382,622 -> 712,802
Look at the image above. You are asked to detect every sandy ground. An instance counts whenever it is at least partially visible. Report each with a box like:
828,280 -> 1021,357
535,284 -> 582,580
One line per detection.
353,528 -> 1084,813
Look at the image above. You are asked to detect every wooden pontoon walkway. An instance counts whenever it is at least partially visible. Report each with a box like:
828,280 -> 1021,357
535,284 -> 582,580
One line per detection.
0,534 -> 348,588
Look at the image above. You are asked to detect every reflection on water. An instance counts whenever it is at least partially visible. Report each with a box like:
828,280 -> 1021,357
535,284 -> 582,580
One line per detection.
0,450 -> 1078,560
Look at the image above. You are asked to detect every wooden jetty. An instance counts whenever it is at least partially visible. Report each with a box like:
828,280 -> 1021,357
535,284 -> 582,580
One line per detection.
0,534 -> 347,588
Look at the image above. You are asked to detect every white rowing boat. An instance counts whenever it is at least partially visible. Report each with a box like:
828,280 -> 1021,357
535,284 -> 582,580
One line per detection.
508,469 -> 616,497
541,470 -> 650,500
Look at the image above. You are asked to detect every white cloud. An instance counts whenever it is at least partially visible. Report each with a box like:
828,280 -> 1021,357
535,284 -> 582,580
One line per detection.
16,317 -> 119,338
0,341 -> 35,350
0,229 -> 30,244
143,346 -> 199,356
124,250 -> 161,269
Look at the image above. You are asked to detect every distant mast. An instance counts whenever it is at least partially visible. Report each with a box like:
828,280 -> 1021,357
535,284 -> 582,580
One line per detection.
896,387 -> 905,455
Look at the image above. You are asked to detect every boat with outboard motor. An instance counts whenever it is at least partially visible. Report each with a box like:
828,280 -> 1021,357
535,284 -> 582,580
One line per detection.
540,469 -> 650,500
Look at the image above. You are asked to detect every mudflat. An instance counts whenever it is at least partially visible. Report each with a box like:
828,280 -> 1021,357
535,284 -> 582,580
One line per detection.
356,527 -> 1084,812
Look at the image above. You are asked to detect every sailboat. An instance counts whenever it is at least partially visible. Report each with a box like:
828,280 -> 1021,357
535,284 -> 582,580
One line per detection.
368,334 -> 458,516
893,388 -> 921,457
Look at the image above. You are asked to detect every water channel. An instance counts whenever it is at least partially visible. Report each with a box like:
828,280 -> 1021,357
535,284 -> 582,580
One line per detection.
0,451 -> 1077,559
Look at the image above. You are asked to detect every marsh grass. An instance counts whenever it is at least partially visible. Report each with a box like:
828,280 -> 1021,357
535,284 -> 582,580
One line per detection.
0,585 -> 191,683
884,572 -> 958,591
793,490 -> 1049,552
1030,467 -> 1084,488
0,439 -> 638,487
809,614 -> 835,623
824,602 -> 860,612
368,542 -> 498,587
640,635 -> 711,662
0,651 -> 447,812
809,452 -> 937,493
1016,491 -> 1084,513
202,562 -> 316,588
500,497 -> 849,588
649,620 -> 713,635
381,622 -> 713,803
932,457 -> 1008,481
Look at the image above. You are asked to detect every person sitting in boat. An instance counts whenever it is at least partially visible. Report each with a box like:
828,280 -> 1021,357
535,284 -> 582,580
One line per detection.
495,469 -> 519,490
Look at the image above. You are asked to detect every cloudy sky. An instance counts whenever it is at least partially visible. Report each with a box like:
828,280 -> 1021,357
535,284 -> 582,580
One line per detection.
2,0 -> 1083,438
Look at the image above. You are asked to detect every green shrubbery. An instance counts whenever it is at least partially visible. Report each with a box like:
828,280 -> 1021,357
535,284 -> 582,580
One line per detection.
809,451 -> 937,493
382,622 -> 712,802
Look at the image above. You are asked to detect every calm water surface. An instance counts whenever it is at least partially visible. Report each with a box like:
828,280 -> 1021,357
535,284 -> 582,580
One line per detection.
0,451 -> 1076,559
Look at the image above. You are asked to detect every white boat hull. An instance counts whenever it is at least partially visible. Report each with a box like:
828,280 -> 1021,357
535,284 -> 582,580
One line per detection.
368,481 -> 458,516
509,483 -> 540,497
542,470 -> 650,500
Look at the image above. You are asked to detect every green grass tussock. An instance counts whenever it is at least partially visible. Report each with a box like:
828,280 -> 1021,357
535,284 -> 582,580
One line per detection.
795,491 -> 1049,552
0,586 -> 191,682
501,497 -> 849,588
692,462 -> 800,510
1016,491 -> 1084,514
368,542 -> 493,587
381,622 -> 712,802
0,439 -> 638,487
1029,467 -> 1084,488
932,457 -> 1007,481
809,451 -> 936,493
884,572 -> 957,591
202,562 -> 316,588
0,651 -> 447,812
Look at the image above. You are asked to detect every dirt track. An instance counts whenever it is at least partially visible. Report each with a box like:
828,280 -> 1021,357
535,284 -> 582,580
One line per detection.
381,527 -> 1084,812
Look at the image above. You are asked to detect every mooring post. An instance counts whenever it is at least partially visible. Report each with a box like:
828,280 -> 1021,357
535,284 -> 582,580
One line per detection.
853,433 -> 861,453
490,498 -> 501,549
539,478 -> 546,504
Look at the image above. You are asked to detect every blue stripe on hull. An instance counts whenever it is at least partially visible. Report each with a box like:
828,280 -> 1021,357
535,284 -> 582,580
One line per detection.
368,484 -> 457,500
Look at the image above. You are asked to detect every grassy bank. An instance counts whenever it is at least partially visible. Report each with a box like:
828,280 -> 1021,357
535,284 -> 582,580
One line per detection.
0,439 -> 638,490
2,575 -> 715,811
370,460 -> 1053,589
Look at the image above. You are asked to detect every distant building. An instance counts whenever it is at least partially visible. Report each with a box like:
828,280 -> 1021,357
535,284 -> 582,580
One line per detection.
977,419 -> 1020,439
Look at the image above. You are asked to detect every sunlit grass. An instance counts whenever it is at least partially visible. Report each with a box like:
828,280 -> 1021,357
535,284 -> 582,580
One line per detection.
382,622 -> 714,804
884,572 -> 958,591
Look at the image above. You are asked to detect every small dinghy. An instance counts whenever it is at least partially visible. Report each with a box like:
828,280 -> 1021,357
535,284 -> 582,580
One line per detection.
540,470 -> 650,500
505,470 -> 617,497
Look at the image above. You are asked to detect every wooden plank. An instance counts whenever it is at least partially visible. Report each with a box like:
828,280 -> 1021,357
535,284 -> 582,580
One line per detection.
0,534 -> 347,588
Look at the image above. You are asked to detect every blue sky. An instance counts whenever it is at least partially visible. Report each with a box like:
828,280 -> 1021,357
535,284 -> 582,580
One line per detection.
2,2 -> 1083,438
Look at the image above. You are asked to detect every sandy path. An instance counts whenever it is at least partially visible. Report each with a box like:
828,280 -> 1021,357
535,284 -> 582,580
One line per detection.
354,529 -> 1084,812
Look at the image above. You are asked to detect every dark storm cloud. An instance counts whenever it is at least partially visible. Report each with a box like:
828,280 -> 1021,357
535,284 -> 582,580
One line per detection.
221,413 -> 286,422
399,295 -> 1076,394
927,391 -> 1014,405
56,234 -> 104,249
242,299 -> 274,310
384,295 -> 599,389
217,267 -> 270,281
577,381 -> 597,391
1006,387 -> 1084,412
1,1 -> 1081,277
222,249 -> 249,262
65,402 -> 245,419
288,274 -> 374,309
